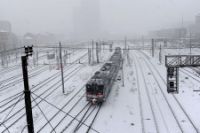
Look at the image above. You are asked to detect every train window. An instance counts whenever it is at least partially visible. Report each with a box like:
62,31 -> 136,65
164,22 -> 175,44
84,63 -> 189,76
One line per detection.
96,79 -> 103,85
169,82 -> 174,88
86,84 -> 91,89
101,67 -> 106,71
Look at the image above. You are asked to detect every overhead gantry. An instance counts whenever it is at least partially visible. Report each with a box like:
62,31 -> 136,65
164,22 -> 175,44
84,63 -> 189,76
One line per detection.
165,55 -> 200,93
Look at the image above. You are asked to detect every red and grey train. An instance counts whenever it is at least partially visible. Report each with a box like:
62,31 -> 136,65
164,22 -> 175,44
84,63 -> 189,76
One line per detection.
86,47 -> 122,103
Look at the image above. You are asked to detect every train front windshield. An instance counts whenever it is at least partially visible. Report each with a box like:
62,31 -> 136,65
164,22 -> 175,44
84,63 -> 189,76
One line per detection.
86,79 -> 104,95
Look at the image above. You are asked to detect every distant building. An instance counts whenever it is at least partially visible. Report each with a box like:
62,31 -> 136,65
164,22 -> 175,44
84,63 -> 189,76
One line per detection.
188,13 -> 200,44
35,33 -> 57,45
149,28 -> 187,40
195,13 -> 200,25
23,33 -> 36,46
0,21 -> 17,51
0,21 -> 11,33
148,14 -> 200,47
23,32 -> 58,46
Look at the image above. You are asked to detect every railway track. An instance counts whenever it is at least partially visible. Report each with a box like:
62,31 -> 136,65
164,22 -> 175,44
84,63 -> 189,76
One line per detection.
139,50 -> 200,133
0,66 -> 48,92
60,102 -> 101,133
0,52 -> 87,100
0,52 -> 87,105
135,55 -> 160,133
131,54 -> 145,133
0,66 -> 21,75
36,85 -> 86,133
132,54 -> 159,133
0,65 -> 84,133
181,68 -> 200,83
0,54 -> 88,132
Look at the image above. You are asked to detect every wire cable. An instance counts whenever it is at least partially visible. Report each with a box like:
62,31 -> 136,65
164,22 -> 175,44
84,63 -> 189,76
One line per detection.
31,92 -> 100,133
31,95 -> 56,133
21,125 -> 27,133
0,94 -> 24,126
0,123 -> 10,133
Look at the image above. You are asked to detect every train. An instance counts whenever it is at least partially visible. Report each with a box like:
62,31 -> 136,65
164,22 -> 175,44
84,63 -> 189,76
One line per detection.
86,47 -> 122,103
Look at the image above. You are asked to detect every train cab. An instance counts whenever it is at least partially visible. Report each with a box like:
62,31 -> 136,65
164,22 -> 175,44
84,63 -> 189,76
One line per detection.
86,74 -> 105,103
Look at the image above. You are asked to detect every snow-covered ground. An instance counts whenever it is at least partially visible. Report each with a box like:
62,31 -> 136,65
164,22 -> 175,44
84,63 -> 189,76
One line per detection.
0,44 -> 200,133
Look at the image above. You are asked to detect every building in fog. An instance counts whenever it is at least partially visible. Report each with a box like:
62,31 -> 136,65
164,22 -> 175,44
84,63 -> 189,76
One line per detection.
189,13 -> 200,41
0,21 -> 11,33
0,21 -> 18,51
149,28 -> 187,40
23,32 -> 58,46
73,0 -> 101,40
23,33 -> 36,46
195,13 -> 200,25
149,14 -> 200,47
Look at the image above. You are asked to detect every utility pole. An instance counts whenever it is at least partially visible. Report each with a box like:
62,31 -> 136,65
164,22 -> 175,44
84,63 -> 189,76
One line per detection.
152,39 -> 155,57
109,43 -> 113,52
142,36 -> 144,49
190,32 -> 192,55
159,44 -> 162,63
121,58 -> 124,87
59,42 -> 65,94
91,40 -> 94,64
88,48 -> 91,64
36,46 -> 39,66
125,36 -> 127,51
96,42 -> 99,63
22,46 -> 34,133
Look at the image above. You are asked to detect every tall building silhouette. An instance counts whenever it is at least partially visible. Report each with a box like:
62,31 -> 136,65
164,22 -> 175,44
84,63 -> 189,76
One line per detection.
195,13 -> 200,25
73,0 -> 101,40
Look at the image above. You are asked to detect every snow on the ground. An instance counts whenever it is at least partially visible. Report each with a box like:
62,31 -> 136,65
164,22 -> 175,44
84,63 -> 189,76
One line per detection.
1,44 -> 200,133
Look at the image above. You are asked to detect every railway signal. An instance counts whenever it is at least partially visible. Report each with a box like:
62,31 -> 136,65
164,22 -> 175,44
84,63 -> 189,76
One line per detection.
21,46 -> 34,133
165,55 -> 200,93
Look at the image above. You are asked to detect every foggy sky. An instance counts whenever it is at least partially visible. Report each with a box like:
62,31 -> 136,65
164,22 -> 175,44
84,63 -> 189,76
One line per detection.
0,0 -> 200,37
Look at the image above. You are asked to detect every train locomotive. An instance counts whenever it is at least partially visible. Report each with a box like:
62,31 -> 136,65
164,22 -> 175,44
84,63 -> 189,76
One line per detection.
86,47 -> 122,103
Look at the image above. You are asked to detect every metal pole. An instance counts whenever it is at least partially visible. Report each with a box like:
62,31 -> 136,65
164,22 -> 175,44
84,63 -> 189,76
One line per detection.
190,32 -> 192,55
152,39 -> 154,57
21,56 -> 34,133
92,40 -> 94,64
59,42 -> 65,94
142,36 -> 144,49
96,42 -> 99,63
88,48 -> 91,64
125,36 -> 127,50
159,44 -> 162,63
122,58 -> 124,87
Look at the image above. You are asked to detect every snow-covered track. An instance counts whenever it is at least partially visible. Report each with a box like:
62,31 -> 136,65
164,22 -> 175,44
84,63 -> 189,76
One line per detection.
0,66 -> 48,92
181,68 -> 200,83
139,50 -> 200,133
0,66 -> 21,75
0,65 -> 84,133
36,86 -> 86,132
0,52 -> 87,103
132,54 -> 148,133
60,102 -> 101,133
0,55 -> 87,132
134,55 -> 160,133
85,104 -> 102,133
